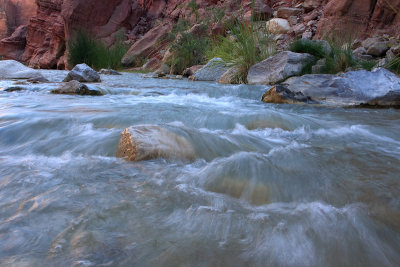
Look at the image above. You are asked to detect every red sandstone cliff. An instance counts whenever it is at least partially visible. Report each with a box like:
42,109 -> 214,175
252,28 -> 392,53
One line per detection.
0,0 -> 399,69
0,0 -> 37,39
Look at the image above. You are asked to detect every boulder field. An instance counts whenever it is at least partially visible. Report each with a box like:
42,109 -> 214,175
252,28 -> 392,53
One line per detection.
0,0 -> 399,69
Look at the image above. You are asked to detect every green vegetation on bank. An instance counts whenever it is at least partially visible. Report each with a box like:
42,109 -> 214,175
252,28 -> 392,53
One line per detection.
386,57 -> 400,75
207,21 -> 276,83
68,30 -> 129,70
290,38 -> 376,74
166,22 -> 210,74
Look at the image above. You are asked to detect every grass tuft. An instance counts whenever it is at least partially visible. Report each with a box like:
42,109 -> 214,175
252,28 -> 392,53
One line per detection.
68,30 -> 129,70
167,28 -> 210,74
207,20 -> 276,83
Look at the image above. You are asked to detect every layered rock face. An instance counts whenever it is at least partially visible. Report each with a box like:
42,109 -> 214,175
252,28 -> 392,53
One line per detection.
0,0 -> 37,40
315,0 -> 400,38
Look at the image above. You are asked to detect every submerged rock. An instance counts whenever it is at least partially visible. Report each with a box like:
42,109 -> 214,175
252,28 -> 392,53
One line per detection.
51,81 -> 103,96
263,68 -> 400,107
27,76 -> 49,83
4,86 -> 25,92
116,125 -> 195,162
99,69 -> 122,75
63,64 -> 101,83
192,58 -> 229,82
0,60 -> 45,80
262,85 -> 313,104
247,51 -> 315,85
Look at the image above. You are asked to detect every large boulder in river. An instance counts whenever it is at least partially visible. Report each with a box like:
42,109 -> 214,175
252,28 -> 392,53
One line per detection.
247,51 -> 315,85
0,60 -> 45,80
51,81 -> 103,96
63,64 -> 101,83
116,125 -> 196,161
263,68 -> 400,107
192,58 -> 230,82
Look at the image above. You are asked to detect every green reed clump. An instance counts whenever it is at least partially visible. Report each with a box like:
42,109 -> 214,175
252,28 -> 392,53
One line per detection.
207,20 -> 276,83
68,30 -> 129,70
290,39 -> 328,59
386,57 -> 400,75
167,28 -> 210,74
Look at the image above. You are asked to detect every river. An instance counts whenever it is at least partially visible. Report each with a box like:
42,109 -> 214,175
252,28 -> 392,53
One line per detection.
0,71 -> 399,266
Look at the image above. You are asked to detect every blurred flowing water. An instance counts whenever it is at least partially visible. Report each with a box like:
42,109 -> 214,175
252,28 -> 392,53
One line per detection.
0,71 -> 399,266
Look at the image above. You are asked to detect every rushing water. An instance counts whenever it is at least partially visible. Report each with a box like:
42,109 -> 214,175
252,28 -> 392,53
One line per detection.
0,71 -> 399,266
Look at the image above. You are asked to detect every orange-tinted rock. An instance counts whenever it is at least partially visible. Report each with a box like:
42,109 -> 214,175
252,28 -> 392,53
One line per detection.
0,0 -> 36,39
121,22 -> 172,67
0,25 -> 26,61
116,125 -> 196,162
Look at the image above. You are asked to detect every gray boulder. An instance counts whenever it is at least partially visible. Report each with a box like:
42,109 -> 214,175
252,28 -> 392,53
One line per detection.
263,68 -> 400,107
362,37 -> 389,57
367,42 -> 389,57
63,64 -> 101,83
192,58 -> 229,81
247,51 -> 315,85
0,60 -> 45,80
51,80 -> 103,96
99,69 -> 121,75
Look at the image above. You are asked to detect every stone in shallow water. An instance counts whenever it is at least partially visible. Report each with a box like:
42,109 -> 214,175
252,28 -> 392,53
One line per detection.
51,80 -> 103,96
99,69 -> 122,75
116,125 -> 195,161
63,63 -> 101,83
192,58 -> 229,82
263,68 -> 400,107
4,86 -> 25,92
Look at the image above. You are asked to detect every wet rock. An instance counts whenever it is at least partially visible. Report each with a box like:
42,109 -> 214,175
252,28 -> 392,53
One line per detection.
192,58 -> 229,82
247,51 -> 315,85
142,73 -> 160,79
63,64 -> 101,83
27,76 -> 49,83
218,67 -> 241,84
0,60 -> 45,80
99,69 -> 121,75
262,85 -> 313,104
266,18 -> 291,34
363,91 -> 400,108
116,125 -> 195,161
276,8 -> 302,19
265,68 -> 400,107
51,80 -> 103,96
4,86 -> 25,92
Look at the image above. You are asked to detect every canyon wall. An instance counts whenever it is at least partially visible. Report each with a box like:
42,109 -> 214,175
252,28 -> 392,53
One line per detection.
0,0 -> 399,69
0,0 -> 37,39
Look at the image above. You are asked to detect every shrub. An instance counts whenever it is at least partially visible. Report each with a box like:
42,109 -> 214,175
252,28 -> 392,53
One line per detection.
68,30 -> 129,70
167,30 -> 210,74
290,39 -> 328,59
207,20 -> 276,83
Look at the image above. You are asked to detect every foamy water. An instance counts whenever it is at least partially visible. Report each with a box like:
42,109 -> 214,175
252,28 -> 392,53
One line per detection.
0,71 -> 399,266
